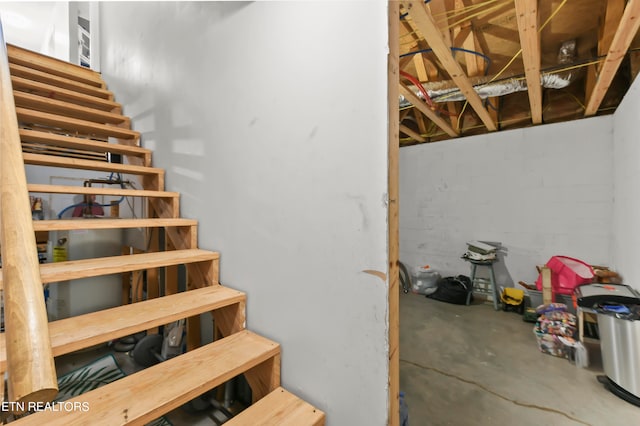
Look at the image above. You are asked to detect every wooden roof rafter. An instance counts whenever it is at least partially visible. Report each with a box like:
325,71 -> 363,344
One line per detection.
401,0 -> 497,132
428,0 -> 462,129
399,123 -> 427,143
585,0 -> 624,103
514,0 -> 542,124
399,82 -> 459,137
585,0 -> 640,116
400,18 -> 440,78
450,0 -> 499,124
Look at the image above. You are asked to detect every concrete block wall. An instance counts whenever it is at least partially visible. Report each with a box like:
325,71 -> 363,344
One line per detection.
400,116 -> 614,288
612,71 -> 640,290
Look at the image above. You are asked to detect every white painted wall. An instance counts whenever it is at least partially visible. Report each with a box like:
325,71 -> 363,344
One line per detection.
0,1 -> 70,60
400,117 -> 614,288
612,73 -> 640,290
99,2 -> 390,425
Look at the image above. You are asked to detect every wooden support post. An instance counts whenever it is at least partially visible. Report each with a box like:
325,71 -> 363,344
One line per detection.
388,2 -> 400,426
541,266 -> 553,304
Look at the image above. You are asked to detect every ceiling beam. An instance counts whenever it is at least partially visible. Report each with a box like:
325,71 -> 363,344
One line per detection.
399,83 -> 459,137
514,0 -> 542,124
427,0 -> 460,129
399,124 -> 427,143
402,1 -> 497,131
413,110 -> 429,135
585,0 -> 640,116
585,0 -> 625,108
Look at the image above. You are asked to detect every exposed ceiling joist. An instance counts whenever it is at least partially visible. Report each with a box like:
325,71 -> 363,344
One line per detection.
397,0 -> 640,145
585,0 -> 640,116
586,0 -> 625,98
600,0 -> 626,53
515,0 -> 542,124
399,82 -> 459,137
428,0 -> 459,129
402,0 -> 497,131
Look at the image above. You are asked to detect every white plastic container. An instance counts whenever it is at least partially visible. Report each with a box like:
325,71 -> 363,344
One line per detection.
411,267 -> 441,295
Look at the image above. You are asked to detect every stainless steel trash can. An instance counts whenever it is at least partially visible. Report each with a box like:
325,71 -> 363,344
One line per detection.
574,283 -> 640,405
598,312 -> 640,404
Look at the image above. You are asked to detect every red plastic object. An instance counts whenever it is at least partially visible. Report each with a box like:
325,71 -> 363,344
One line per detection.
535,256 -> 595,295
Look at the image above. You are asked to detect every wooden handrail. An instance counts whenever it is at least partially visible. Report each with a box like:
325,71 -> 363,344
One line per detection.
0,21 -> 58,404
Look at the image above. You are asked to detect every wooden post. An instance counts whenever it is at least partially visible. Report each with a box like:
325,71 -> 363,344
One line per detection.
0,23 -> 58,404
388,2 -> 400,426
541,266 -> 553,305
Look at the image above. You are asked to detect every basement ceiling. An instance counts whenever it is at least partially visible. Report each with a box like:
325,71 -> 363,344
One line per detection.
398,0 -> 640,145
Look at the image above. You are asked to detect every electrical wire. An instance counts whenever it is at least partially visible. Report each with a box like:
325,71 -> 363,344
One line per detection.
448,0 -> 569,129
401,70 -> 460,118
559,89 -> 586,110
400,0 -> 613,137
487,0 -> 569,86
400,47 -> 492,76
400,70 -> 436,108
443,0 -> 512,30
433,0 -> 504,19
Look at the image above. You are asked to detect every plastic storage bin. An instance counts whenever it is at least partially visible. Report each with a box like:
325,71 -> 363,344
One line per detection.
535,256 -> 594,295
525,290 -> 576,314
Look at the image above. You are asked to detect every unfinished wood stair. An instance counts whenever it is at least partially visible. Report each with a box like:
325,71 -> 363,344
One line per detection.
1,44 -> 325,424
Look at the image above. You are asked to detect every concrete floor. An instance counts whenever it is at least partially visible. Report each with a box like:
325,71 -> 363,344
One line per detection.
400,292 -> 640,425
21,293 -> 640,425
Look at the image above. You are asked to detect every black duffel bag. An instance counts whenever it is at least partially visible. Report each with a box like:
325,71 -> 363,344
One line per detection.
427,275 -> 473,305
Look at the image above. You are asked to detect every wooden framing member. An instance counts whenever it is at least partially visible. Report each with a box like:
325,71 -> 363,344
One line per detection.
448,0 -> 498,129
388,2 -> 400,425
399,124 -> 426,143
402,0 -> 497,131
399,83 -> 459,137
585,0 -> 640,116
515,0 -> 542,124
427,0 -> 461,128
586,0 -> 625,99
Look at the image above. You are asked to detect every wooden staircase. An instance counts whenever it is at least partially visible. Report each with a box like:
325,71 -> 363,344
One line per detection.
0,43 -> 325,425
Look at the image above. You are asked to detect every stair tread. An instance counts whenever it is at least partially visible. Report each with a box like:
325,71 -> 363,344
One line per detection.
0,248 -> 219,289
227,387 -> 325,426
12,75 -> 116,111
17,107 -> 139,140
23,152 -> 163,176
0,285 -> 245,373
14,91 -> 128,124
12,331 -> 279,426
7,44 -> 104,88
20,129 -> 150,158
10,63 -> 114,101
28,184 -> 177,198
32,218 -> 197,231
